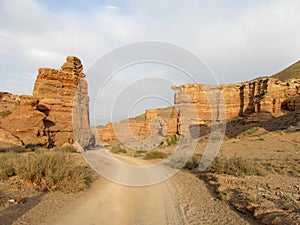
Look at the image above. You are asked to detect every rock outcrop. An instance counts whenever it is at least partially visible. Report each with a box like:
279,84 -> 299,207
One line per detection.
97,107 -> 178,143
0,93 -> 46,145
0,128 -> 24,147
173,78 -> 300,124
0,56 -> 93,148
98,77 -> 300,143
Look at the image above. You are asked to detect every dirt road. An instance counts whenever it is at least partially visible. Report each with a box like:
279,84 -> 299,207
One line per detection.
44,151 -> 257,225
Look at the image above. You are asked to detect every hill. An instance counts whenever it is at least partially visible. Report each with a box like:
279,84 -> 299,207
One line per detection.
271,60 -> 300,81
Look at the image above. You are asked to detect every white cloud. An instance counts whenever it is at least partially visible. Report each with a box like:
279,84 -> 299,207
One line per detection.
105,5 -> 118,10
0,0 -> 300,124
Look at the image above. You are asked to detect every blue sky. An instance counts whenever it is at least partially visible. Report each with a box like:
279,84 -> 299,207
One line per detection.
1,0 -> 300,124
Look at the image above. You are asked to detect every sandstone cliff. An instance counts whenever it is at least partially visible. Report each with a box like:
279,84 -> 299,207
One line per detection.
173,77 -> 300,124
98,62 -> 300,143
0,56 -> 93,148
97,107 -> 178,143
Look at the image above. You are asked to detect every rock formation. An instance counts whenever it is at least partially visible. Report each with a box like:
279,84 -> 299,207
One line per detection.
97,107 -> 178,143
173,78 -> 300,124
0,93 -> 46,145
0,56 -> 93,148
98,77 -> 300,143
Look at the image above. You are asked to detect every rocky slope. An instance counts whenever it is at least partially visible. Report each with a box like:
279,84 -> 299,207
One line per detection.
0,56 -> 93,148
271,60 -> 300,81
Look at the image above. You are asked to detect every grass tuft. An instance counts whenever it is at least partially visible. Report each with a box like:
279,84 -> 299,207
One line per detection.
111,146 -> 127,154
144,151 -> 167,160
53,145 -> 77,153
0,110 -> 12,117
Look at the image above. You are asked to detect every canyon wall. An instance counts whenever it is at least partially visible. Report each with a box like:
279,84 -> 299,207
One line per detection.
173,78 -> 300,124
98,77 -> 300,143
0,56 -> 93,148
97,107 -> 178,143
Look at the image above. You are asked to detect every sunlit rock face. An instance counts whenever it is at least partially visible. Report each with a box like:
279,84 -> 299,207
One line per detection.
173,78 -> 300,124
0,56 -> 93,148
98,77 -> 300,143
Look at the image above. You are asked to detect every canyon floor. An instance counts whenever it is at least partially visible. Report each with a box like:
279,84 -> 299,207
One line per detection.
0,128 -> 299,225
0,155 -> 257,225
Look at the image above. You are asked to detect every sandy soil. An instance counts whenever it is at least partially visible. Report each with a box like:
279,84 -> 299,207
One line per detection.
6,154 -> 256,225
1,128 -> 298,225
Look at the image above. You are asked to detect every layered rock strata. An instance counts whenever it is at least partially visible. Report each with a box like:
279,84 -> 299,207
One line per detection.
98,78 -> 300,143
0,56 -> 93,148
97,107 -> 178,143
173,78 -> 300,124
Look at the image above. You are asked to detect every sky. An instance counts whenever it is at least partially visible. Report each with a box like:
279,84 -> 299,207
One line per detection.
1,0 -> 300,124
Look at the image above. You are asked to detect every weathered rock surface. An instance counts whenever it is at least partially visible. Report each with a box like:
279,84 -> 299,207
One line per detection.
0,128 -> 24,147
0,56 -> 93,148
173,78 -> 300,123
97,107 -> 178,143
98,75 -> 300,143
0,93 -> 46,145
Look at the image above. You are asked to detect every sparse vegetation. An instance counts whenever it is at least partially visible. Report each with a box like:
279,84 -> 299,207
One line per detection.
0,152 -> 16,179
0,149 -> 93,193
183,155 -> 200,170
183,155 -> 265,176
53,145 -> 77,153
206,157 -> 265,177
133,150 -> 147,157
0,110 -> 12,117
262,159 -> 300,178
25,144 -> 44,151
271,60 -> 300,81
279,193 -> 298,210
159,134 -> 191,147
239,127 -> 259,136
144,151 -> 167,160
111,146 -> 127,154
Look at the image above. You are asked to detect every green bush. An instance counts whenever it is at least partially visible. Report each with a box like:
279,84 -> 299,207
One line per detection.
160,135 -> 179,147
206,157 -> 264,177
0,151 -> 93,193
145,151 -> 167,160
166,138 -> 171,146
171,135 -> 177,145
0,110 -> 12,117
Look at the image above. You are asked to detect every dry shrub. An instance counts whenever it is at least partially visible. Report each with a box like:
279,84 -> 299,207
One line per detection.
183,155 -> 201,170
0,150 -> 93,193
111,146 -> 127,154
0,152 -> 17,179
144,151 -> 167,160
206,157 -> 264,177
53,145 -> 77,153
